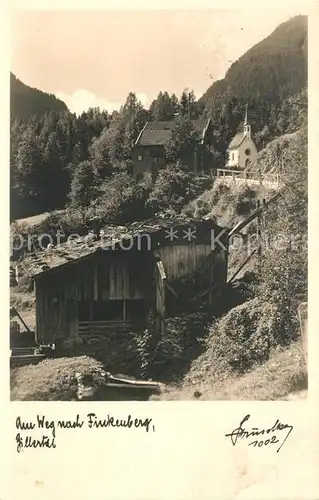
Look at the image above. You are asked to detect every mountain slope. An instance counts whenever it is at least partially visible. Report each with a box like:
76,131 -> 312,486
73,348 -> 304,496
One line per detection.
252,128 -> 303,174
10,73 -> 68,121
200,15 -> 307,110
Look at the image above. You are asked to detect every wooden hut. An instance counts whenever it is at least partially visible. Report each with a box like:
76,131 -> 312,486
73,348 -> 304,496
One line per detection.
23,217 -> 229,349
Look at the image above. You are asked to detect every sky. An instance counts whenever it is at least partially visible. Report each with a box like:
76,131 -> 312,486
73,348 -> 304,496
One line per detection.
11,9 -> 305,115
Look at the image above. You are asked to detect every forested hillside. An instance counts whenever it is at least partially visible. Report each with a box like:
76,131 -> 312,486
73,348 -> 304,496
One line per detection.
199,15 -> 307,155
200,15 -> 307,107
10,73 -> 68,121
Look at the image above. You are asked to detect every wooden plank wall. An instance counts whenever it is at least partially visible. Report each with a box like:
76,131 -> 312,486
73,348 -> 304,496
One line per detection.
157,243 -> 213,281
35,252 -> 153,344
35,243 -> 228,344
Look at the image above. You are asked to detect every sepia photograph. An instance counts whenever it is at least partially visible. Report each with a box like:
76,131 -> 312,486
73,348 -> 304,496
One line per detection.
9,9 -> 308,402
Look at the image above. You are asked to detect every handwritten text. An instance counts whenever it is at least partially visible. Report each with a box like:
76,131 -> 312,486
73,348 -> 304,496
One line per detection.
15,413 -> 155,453
225,414 -> 293,452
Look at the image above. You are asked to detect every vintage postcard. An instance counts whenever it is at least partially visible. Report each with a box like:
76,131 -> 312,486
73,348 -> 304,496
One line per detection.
2,1 -> 318,499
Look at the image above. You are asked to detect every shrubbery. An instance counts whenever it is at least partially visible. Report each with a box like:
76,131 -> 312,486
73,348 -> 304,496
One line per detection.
147,162 -> 212,214
10,356 -> 107,401
96,171 -> 153,224
133,312 -> 210,382
185,298 -> 273,387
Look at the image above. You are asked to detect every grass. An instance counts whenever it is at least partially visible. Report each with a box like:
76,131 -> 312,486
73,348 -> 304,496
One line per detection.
10,356 -> 107,401
157,341 -> 307,400
11,287 -> 35,310
201,341 -> 307,400
10,286 -> 36,329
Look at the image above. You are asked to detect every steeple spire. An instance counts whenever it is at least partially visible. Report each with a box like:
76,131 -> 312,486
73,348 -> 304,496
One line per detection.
243,103 -> 251,138
244,103 -> 248,125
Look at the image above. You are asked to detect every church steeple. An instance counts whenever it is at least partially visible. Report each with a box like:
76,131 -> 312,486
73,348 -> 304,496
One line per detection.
243,103 -> 251,138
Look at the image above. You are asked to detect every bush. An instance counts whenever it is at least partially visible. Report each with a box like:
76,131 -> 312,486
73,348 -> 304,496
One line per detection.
97,171 -> 153,224
10,356 -> 107,401
148,163 -> 212,213
235,185 -> 258,216
37,209 -> 90,235
135,312 -> 210,382
185,299 -> 270,387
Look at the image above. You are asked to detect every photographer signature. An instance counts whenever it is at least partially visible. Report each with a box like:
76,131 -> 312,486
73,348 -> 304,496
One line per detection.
225,414 -> 293,452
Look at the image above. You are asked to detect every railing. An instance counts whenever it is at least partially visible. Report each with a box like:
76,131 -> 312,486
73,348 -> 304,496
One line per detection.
78,320 -> 143,336
216,169 -> 282,188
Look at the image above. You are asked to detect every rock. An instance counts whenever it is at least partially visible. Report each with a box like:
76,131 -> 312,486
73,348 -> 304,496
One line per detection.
193,390 -> 202,399
75,372 -> 98,401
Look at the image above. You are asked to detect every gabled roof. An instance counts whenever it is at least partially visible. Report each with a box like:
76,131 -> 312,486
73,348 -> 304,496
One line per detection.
19,216 -> 228,278
135,118 -> 211,147
228,132 -> 246,150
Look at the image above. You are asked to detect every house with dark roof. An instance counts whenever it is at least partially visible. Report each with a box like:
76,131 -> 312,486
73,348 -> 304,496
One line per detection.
226,105 -> 258,170
20,216 -> 229,351
132,118 -> 213,179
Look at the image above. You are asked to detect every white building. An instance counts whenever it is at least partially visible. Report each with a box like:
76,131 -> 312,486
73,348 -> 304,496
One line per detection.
226,104 -> 258,170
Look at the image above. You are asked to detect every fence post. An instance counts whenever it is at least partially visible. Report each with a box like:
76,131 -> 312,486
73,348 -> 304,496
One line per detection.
298,302 -> 308,367
256,199 -> 262,257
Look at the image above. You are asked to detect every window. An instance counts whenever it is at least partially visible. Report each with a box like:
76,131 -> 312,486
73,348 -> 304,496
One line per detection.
245,148 -> 251,156
138,155 -> 143,161
78,300 -> 124,321
231,153 -> 235,161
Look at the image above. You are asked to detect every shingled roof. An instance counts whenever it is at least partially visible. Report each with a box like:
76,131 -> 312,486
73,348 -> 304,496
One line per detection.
135,118 -> 211,147
19,216 -> 227,278
228,132 -> 246,150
